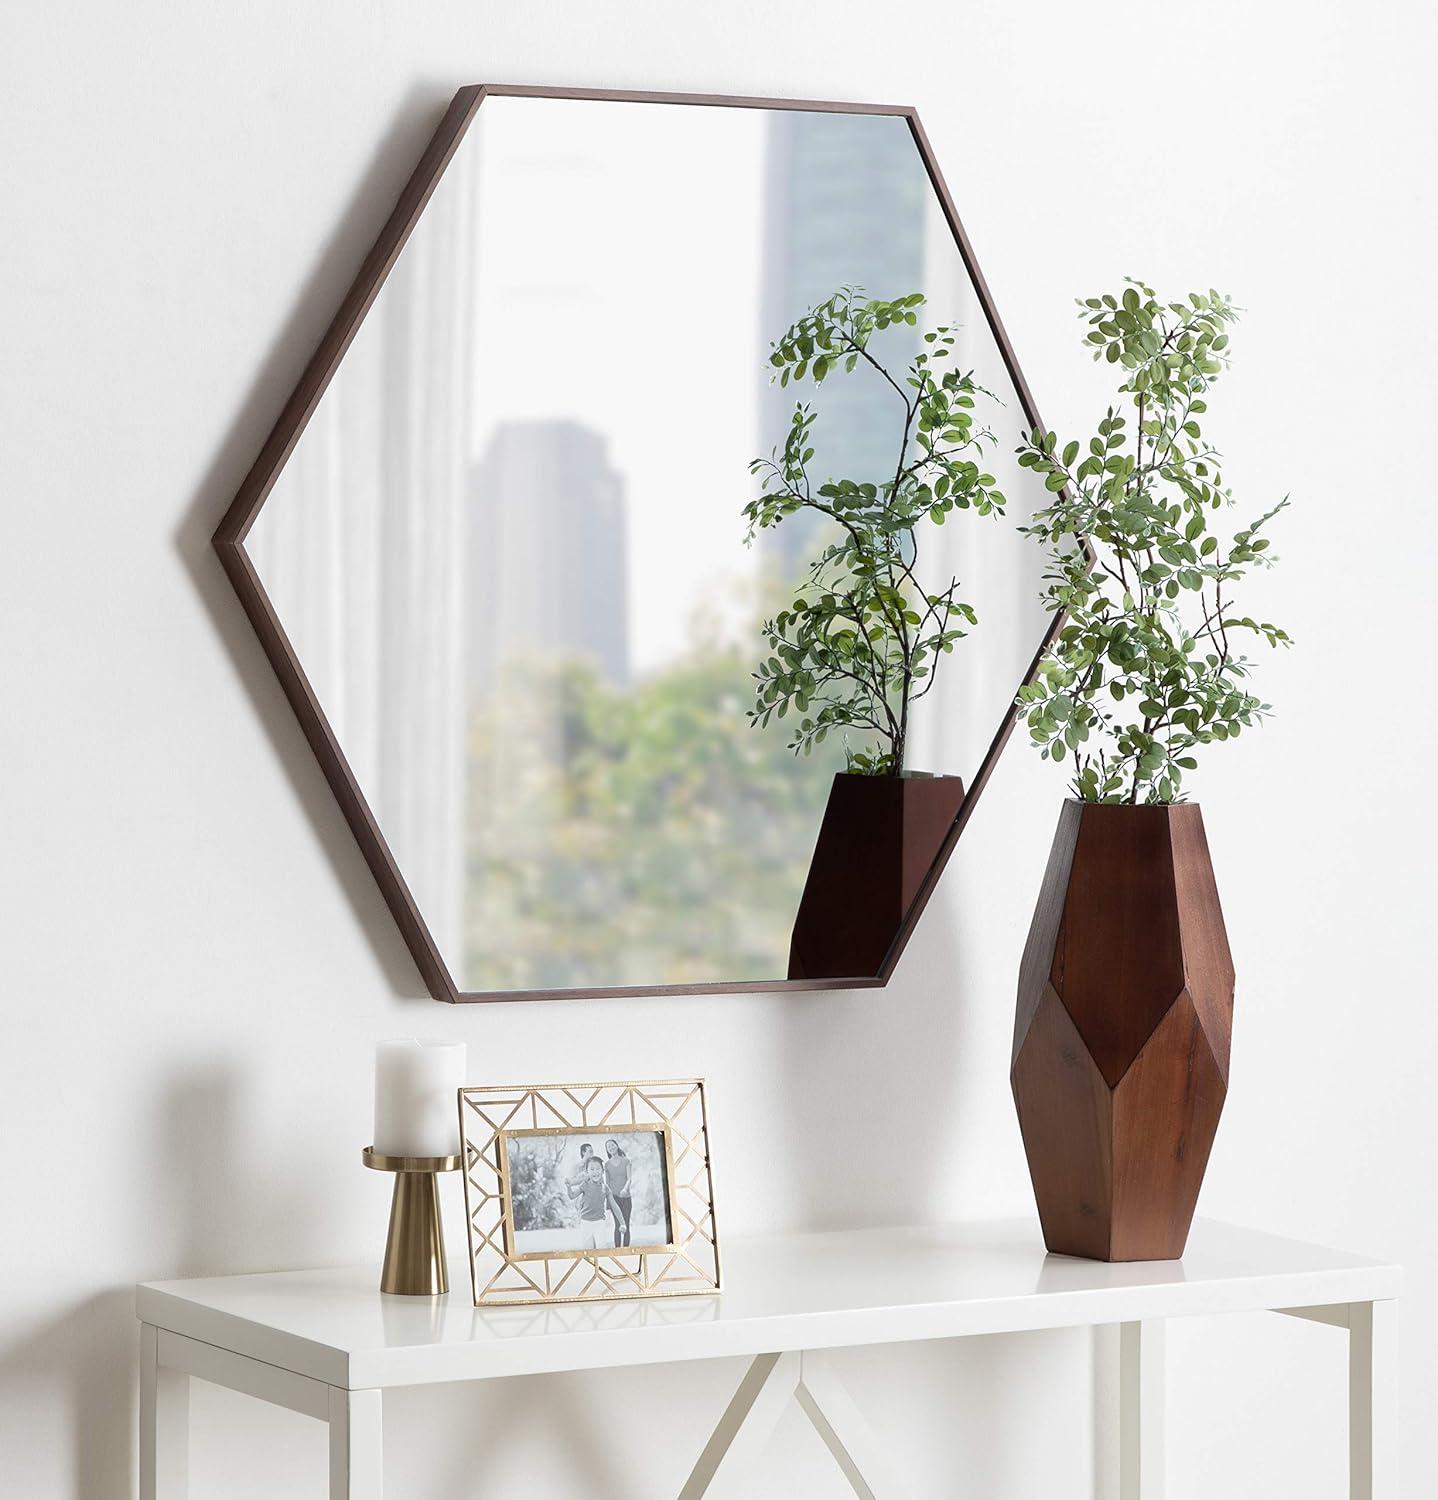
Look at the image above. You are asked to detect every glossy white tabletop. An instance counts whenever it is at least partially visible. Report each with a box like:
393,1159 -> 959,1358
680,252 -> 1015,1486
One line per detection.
135,1219 -> 1400,1389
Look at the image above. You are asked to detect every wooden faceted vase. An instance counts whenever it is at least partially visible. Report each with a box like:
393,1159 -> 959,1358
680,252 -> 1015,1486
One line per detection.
1011,801 -> 1233,1261
787,771 -> 966,980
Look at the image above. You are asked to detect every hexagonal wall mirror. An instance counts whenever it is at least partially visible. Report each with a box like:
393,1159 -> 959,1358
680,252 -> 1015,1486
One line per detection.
215,85 -> 1059,1002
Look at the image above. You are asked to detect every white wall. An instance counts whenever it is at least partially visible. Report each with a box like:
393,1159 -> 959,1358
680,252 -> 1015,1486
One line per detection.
1,2 -> 1434,1496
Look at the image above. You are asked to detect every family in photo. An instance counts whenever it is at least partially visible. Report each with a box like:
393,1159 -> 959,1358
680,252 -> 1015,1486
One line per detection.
566,1139 -> 635,1249
506,1127 -> 672,1257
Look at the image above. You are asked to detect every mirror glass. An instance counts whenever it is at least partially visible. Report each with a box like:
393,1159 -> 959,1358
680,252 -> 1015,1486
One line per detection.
243,93 -> 1052,998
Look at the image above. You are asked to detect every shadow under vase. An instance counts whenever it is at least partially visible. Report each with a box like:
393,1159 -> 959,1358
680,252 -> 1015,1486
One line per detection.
786,770 -> 966,981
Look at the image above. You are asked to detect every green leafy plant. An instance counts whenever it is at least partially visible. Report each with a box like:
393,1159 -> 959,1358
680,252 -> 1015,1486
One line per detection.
743,288 -> 1006,775
1017,280 -> 1291,804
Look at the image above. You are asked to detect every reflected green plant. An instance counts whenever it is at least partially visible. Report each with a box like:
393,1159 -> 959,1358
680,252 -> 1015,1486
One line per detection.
744,287 -> 1007,775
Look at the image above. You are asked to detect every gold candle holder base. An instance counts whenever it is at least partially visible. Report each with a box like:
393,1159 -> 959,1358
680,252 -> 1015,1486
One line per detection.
362,1147 -> 463,1296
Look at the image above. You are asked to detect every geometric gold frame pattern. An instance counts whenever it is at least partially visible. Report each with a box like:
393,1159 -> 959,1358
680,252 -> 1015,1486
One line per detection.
460,1079 -> 720,1307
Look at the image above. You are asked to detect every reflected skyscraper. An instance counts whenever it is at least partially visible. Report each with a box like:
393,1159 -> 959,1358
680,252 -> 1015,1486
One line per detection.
468,419 -> 630,695
759,112 -> 929,569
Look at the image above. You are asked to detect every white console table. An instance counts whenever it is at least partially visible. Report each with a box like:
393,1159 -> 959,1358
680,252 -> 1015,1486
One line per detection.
136,1219 -> 1399,1499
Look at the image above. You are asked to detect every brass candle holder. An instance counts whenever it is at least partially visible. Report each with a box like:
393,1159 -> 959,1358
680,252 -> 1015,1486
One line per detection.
362,1147 -> 463,1296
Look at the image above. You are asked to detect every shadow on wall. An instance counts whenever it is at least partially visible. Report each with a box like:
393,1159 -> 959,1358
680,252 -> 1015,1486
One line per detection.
0,1290 -> 138,1500
152,1062 -> 331,1276
422,1370 -> 633,1500
779,889 -> 966,1231
0,1059 -> 339,1498
775,530 -> 1028,1230
171,82 -> 460,1007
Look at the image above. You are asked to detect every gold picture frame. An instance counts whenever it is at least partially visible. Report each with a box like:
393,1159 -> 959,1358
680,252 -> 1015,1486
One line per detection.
459,1079 -> 721,1307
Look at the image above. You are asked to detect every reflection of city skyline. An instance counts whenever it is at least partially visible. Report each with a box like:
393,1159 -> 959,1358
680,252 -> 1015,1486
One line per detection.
468,419 -> 629,696
466,111 -> 939,700
759,111 -> 930,570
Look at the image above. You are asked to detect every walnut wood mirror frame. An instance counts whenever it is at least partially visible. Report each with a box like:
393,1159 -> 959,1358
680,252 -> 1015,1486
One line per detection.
213,84 -> 1063,1004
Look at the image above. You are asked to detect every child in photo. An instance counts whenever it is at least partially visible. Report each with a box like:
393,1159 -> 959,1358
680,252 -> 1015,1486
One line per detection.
568,1153 -> 618,1249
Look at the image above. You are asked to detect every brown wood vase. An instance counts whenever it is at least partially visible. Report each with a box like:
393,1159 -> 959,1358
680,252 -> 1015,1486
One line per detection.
787,771 -> 966,981
1011,801 -> 1234,1261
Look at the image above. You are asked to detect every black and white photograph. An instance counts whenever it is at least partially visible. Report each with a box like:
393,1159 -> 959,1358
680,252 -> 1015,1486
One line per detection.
503,1126 -> 674,1257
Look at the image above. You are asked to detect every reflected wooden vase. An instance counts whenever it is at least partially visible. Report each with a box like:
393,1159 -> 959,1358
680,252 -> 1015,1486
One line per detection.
1011,801 -> 1233,1261
787,770 -> 965,980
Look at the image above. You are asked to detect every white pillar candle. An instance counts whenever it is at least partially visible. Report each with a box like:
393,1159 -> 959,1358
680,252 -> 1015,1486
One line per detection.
373,1039 -> 467,1158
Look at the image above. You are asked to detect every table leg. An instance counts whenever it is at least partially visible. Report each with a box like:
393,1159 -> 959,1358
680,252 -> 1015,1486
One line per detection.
679,1349 -> 909,1499
1349,1301 -> 1395,1500
679,1351 -> 799,1498
1118,1320 -> 1165,1500
139,1323 -> 190,1500
796,1350 -> 911,1499
1278,1299 -> 1398,1498
329,1387 -> 384,1500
